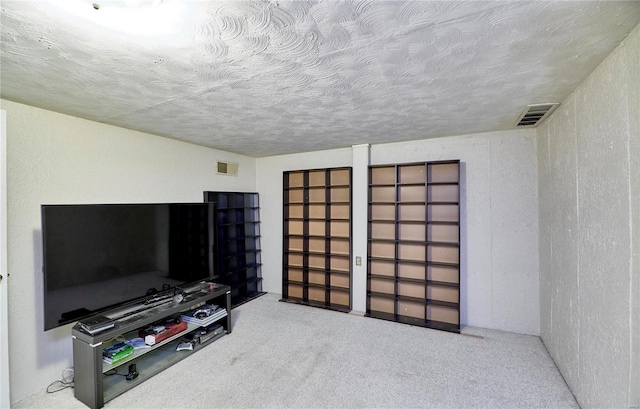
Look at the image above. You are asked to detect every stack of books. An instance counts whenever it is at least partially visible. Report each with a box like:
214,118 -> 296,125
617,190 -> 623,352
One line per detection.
102,342 -> 134,364
181,304 -> 228,327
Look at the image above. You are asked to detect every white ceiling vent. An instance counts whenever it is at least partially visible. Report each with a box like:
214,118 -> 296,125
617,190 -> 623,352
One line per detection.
216,161 -> 238,176
515,103 -> 559,127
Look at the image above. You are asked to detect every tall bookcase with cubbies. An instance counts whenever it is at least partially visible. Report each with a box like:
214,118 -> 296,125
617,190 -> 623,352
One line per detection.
367,160 -> 460,333
203,191 -> 264,307
282,167 -> 352,312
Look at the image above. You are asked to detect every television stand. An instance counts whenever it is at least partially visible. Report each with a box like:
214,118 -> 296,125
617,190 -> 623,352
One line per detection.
71,283 -> 231,409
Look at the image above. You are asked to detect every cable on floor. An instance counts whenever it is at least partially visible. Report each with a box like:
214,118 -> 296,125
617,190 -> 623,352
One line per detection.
46,367 -> 74,393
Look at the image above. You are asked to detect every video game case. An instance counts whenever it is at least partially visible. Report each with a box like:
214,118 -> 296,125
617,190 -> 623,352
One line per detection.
80,315 -> 115,334
102,348 -> 133,364
198,324 -> 225,344
103,342 -> 133,358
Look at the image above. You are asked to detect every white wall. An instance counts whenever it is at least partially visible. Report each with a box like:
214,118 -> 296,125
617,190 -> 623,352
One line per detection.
257,128 -> 540,336
0,110 -> 10,409
255,147 -> 353,296
1,99 -> 256,403
537,23 -> 639,409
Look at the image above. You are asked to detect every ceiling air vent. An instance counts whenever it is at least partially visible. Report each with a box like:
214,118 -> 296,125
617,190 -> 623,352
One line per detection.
515,103 -> 559,127
216,161 -> 238,176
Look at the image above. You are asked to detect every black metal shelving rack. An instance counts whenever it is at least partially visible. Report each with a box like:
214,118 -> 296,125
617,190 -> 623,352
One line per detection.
366,160 -> 461,333
204,191 -> 265,307
281,167 -> 352,312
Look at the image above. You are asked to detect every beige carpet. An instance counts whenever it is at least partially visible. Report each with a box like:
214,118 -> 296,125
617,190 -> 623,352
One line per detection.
15,293 -> 577,408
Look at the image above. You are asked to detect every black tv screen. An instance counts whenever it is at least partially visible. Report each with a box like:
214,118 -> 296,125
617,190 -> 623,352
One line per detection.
41,203 -> 215,330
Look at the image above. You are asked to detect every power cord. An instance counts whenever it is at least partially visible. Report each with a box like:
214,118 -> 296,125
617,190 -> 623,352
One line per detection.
103,368 -> 125,377
105,363 -> 138,381
46,367 -> 74,393
103,334 -> 125,345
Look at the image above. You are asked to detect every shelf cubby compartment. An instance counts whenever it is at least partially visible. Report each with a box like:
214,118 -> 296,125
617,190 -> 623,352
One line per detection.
308,170 -> 326,187
309,220 -> 326,236
330,168 -> 351,185
308,254 -> 325,270
331,203 -> 350,219
370,203 -> 395,220
398,185 -> 425,202
282,167 -> 352,312
330,220 -> 350,237
398,281 -> 425,299
370,166 -> 395,185
330,238 -> 350,255
330,186 -> 350,202
287,203 -> 304,219
371,186 -> 396,202
287,236 -> 304,252
309,203 -> 325,218
370,241 -> 395,259
398,164 -> 426,184
330,272 -> 350,289
427,245 -> 459,265
308,270 -> 326,285
398,242 -> 425,262
397,262 -> 425,280
397,203 -> 425,221
427,223 -> 459,243
427,162 -> 459,184
370,222 -> 395,240
428,184 -> 459,202
427,265 -> 459,284
397,299 -> 425,319
329,255 -> 350,272
369,259 -> 395,277
427,203 -> 459,223
398,222 -> 426,241
308,187 -> 326,203
369,277 -> 395,294
287,188 -> 304,203
427,304 -> 459,325
308,286 -> 326,303
288,283 -> 303,299
288,172 -> 305,188
287,220 -> 304,236
330,288 -> 350,307
367,160 -> 460,333
308,237 -> 326,253
287,268 -> 304,283
369,295 -> 395,314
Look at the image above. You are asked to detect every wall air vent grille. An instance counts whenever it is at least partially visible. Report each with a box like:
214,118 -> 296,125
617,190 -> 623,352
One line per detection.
515,103 -> 559,127
216,161 -> 238,176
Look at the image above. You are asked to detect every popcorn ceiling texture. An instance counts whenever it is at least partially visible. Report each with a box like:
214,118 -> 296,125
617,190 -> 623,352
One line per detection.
537,23 -> 639,409
1,1 -> 639,157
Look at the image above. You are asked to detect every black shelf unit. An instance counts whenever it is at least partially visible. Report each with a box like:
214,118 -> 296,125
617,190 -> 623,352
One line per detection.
281,167 -> 352,312
204,191 -> 265,307
367,161 -> 461,333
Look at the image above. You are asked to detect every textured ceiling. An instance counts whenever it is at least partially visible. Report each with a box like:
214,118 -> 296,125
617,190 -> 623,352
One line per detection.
1,1 -> 639,157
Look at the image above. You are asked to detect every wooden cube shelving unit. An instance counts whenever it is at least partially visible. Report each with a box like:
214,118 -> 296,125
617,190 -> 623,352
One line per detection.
282,167 -> 352,312
367,161 -> 460,333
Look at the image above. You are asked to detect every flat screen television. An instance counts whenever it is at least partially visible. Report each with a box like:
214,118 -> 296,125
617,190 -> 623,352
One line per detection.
41,203 -> 216,330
